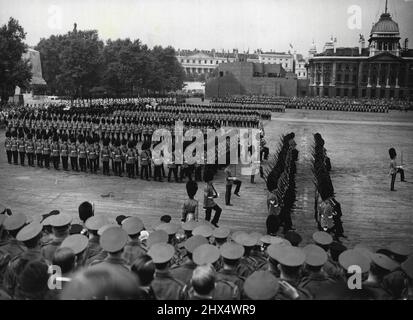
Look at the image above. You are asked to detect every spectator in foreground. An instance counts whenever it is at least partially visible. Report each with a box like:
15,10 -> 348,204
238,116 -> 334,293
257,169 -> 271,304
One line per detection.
60,264 -> 141,300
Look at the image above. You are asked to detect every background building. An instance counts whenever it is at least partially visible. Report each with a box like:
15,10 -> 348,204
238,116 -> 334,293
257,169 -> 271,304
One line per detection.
205,61 -> 308,98
307,8 -> 413,99
177,48 -> 306,80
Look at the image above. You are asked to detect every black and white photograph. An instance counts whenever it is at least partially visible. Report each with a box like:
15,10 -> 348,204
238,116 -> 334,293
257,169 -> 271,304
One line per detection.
0,0 -> 413,306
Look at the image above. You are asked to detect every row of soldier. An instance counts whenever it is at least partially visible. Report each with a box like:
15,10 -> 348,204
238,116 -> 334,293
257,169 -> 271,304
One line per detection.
4,131 -> 222,181
0,203 -> 412,300
212,95 -> 412,112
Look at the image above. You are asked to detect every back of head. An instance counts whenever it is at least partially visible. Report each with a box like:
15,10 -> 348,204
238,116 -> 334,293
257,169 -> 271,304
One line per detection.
53,247 -> 76,274
78,201 -> 94,223
17,260 -> 49,299
191,264 -> 216,296
389,148 -> 397,160
61,264 -> 140,300
131,254 -> 155,287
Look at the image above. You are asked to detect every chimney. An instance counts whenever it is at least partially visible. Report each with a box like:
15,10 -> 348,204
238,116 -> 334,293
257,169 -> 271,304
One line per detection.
405,38 -> 409,51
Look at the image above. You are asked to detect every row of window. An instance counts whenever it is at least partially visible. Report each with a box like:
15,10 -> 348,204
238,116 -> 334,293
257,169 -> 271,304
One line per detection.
180,59 -> 232,65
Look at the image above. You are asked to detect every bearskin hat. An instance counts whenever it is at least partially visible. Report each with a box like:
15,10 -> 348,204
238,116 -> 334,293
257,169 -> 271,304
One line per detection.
389,148 -> 397,160
186,180 -> 198,199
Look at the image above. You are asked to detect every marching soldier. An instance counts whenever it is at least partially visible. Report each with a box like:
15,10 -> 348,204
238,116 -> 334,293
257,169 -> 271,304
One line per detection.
224,164 -> 241,206
203,171 -> 222,228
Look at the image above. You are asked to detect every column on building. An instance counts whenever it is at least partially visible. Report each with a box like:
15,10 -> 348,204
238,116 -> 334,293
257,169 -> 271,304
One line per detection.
404,63 -> 409,90
385,63 -> 391,99
357,62 -> 363,98
376,64 -> 381,88
319,63 -> 325,97
395,63 -> 400,98
329,62 -> 336,97
386,63 -> 391,88
366,63 -> 372,98
348,63 -> 354,97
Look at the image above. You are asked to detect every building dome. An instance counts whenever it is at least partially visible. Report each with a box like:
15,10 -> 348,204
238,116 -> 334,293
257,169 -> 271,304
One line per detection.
371,13 -> 399,34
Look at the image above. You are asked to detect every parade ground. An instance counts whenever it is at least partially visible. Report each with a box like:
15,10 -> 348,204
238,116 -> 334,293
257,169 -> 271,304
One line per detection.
1,107 -> 413,251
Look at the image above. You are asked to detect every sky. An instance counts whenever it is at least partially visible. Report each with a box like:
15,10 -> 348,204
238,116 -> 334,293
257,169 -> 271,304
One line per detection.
1,0 -> 413,56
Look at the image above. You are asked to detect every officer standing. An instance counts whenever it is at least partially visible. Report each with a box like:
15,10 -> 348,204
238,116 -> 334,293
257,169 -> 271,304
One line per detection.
242,271 -> 279,300
171,235 -> 208,285
92,226 -> 129,270
217,242 -> 245,293
3,221 -> 46,298
121,217 -> 147,265
83,216 -> 108,265
148,242 -> 185,300
299,244 -> 338,299
60,234 -> 89,268
268,244 -> 313,300
0,213 -> 27,261
41,213 -> 72,264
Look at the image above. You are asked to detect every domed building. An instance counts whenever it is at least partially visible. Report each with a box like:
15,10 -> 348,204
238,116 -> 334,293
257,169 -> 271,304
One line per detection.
307,2 -> 413,99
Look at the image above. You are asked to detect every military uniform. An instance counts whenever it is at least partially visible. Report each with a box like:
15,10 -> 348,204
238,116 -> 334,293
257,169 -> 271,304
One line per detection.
148,243 -> 185,300
41,214 -> 72,264
0,213 -> 27,260
3,222 -> 46,298
171,235 -> 208,285
92,227 -> 129,270
121,217 -> 146,265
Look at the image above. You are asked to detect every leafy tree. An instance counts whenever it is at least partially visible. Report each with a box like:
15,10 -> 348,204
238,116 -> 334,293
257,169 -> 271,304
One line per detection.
0,18 -> 32,103
35,25 -> 185,98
